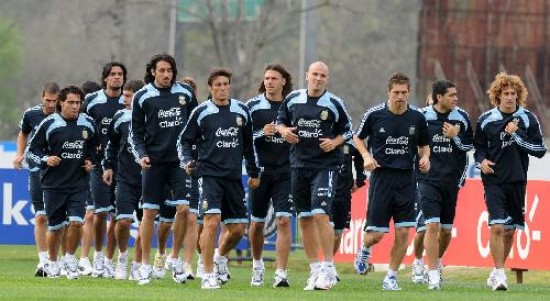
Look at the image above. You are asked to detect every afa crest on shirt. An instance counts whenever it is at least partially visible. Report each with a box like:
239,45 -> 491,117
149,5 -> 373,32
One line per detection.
320,110 -> 329,121
409,125 -> 416,135
178,95 -> 186,105
82,129 -> 88,139
236,116 -> 243,126
343,144 -> 350,154
202,200 -> 208,211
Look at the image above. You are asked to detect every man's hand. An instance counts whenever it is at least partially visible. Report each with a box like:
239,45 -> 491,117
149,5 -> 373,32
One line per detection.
319,138 -> 338,152
363,155 -> 380,172
480,159 -> 495,174
248,177 -> 260,189
46,156 -> 62,167
103,169 -> 114,185
505,120 -> 519,135
184,160 -> 196,175
279,126 -> 299,144
13,154 -> 24,169
442,122 -> 459,138
140,156 -> 151,170
263,122 -> 277,136
82,160 -> 95,173
418,156 -> 430,173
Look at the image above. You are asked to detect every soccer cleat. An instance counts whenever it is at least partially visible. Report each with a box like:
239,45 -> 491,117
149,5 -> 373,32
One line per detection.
128,263 -> 141,281
250,267 -> 264,287
114,255 -> 128,280
273,269 -> 290,288
314,268 -> 335,290
215,256 -> 230,284
137,265 -> 153,285
65,256 -> 80,280
303,270 -> 318,291
92,253 -> 104,278
46,261 -> 61,279
492,275 -> 508,291
427,270 -> 441,290
35,263 -> 48,277
201,273 -> 221,290
103,260 -> 115,278
486,269 -> 496,288
382,275 -> 402,291
185,263 -> 195,280
411,261 -> 426,284
153,252 -> 167,279
172,259 -> 188,284
78,257 -> 93,276
354,247 -> 371,275
59,257 -> 67,276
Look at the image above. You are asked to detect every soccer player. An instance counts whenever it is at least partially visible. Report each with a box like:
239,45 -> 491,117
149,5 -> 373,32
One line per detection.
84,62 -> 127,278
277,61 -> 353,291
130,53 -> 196,285
13,82 -> 59,276
78,80 -> 102,275
474,72 -> 546,291
178,68 -> 260,290
353,72 -> 430,290
246,64 -> 294,287
332,141 -> 366,256
416,80 -> 473,289
102,79 -> 145,280
27,86 -> 98,279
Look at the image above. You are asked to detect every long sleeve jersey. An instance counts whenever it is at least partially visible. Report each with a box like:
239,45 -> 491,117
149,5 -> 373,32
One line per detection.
417,106 -> 473,187
84,90 -> 125,159
474,107 -> 546,185
246,93 -> 290,175
335,141 -> 366,197
276,89 -> 353,170
19,104 -> 50,172
355,102 -> 430,170
102,109 -> 141,186
131,82 -> 196,164
177,99 -> 259,180
27,113 -> 97,190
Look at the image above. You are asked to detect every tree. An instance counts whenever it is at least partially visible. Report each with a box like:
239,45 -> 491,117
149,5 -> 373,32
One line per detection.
0,18 -> 22,139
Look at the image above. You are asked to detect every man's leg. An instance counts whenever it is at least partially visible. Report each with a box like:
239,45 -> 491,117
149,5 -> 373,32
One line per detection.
200,214 -> 221,289
138,208 -> 158,284
79,209 -> 94,275
104,214 -> 117,277
183,213 -> 198,277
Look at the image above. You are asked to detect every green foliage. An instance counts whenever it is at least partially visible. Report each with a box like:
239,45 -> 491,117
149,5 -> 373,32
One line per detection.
0,18 -> 22,140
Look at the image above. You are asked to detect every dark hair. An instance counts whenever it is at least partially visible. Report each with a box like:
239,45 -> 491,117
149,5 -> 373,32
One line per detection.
431,80 -> 456,105
180,76 -> 197,94
101,62 -> 127,89
56,86 -> 84,112
207,68 -> 232,86
123,79 -> 145,93
258,64 -> 293,98
81,81 -> 101,95
387,72 -> 410,91
42,82 -> 60,96
144,53 -> 178,85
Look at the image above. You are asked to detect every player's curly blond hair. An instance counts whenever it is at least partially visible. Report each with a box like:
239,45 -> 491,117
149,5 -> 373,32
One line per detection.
486,72 -> 528,107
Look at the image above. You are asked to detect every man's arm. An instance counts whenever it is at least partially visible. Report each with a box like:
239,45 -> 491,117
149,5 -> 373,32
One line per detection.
13,131 -> 28,169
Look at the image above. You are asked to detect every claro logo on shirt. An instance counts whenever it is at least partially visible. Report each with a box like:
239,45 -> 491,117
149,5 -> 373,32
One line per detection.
385,136 -> 409,155
158,107 -> 182,128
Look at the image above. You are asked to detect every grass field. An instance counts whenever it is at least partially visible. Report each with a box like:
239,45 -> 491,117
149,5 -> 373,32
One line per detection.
1,245 -> 550,301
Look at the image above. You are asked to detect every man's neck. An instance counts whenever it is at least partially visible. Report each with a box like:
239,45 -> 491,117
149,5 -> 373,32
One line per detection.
433,103 -> 450,114
388,101 -> 407,115
212,98 -> 230,106
105,88 -> 121,98
265,92 -> 283,102
307,89 -> 324,98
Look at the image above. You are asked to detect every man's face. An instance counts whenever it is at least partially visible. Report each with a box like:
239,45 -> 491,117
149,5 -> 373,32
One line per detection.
437,87 -> 458,112
42,92 -> 57,115
209,76 -> 230,102
152,60 -> 173,88
498,87 -> 518,112
306,64 -> 329,93
60,93 -> 82,120
388,83 -> 410,106
122,89 -> 134,107
104,66 -> 124,90
263,70 -> 285,97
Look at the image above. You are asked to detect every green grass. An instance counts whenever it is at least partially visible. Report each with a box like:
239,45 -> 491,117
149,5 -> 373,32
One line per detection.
1,245 -> 550,301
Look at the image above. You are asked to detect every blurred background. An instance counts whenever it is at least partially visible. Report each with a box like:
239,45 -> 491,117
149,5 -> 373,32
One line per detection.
0,0 -> 549,141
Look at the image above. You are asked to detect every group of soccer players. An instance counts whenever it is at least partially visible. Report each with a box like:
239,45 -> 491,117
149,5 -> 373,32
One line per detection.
14,53 -> 546,292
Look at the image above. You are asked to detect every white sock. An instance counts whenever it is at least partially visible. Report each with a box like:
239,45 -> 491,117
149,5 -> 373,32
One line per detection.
321,261 -> 334,269
414,258 -> 423,265
253,258 -> 264,269
387,269 -> 397,278
309,262 -> 321,273
94,251 -> 103,258
119,251 -> 127,259
39,251 -> 48,264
